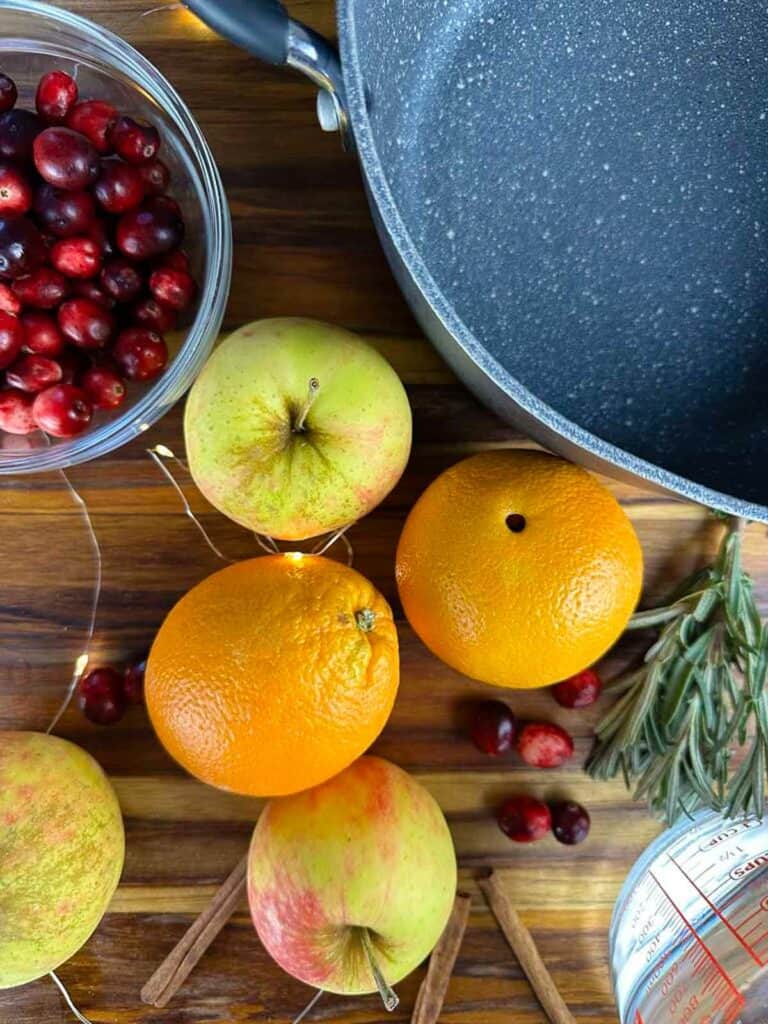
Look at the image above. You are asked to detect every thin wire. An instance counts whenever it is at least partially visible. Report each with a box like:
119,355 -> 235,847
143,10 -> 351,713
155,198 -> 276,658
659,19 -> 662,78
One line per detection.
49,972 -> 95,1024
254,533 -> 280,554
291,988 -> 324,1024
141,1 -> 184,16
313,524 -> 354,566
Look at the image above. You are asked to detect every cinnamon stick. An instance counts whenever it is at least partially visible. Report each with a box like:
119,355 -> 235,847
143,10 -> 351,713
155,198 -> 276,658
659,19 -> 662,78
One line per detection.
141,853 -> 248,1008
411,891 -> 471,1024
479,871 -> 576,1024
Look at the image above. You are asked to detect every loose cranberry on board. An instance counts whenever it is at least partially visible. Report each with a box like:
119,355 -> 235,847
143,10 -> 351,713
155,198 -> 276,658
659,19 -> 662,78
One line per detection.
498,796 -> 552,843
516,722 -> 575,769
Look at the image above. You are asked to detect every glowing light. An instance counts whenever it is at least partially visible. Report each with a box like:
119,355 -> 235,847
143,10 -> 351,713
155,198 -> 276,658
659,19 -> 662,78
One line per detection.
152,443 -> 175,458
74,653 -> 89,677
284,552 -> 304,562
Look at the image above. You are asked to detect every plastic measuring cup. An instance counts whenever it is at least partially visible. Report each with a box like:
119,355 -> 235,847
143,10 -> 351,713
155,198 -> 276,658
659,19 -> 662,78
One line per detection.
610,810 -> 768,1024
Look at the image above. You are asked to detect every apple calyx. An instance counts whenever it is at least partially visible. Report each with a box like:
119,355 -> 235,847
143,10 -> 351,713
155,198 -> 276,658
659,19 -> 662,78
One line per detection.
355,608 -> 376,632
293,377 -> 320,433
360,927 -> 399,1012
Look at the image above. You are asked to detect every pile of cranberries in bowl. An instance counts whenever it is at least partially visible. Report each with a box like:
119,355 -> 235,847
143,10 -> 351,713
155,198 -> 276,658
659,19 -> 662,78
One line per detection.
0,68 -> 198,439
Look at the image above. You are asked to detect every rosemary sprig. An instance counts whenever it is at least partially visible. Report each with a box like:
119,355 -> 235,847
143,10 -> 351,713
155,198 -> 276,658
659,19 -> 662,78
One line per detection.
587,515 -> 767,824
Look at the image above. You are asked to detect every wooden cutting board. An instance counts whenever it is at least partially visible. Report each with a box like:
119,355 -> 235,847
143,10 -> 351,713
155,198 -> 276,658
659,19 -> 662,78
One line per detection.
2,2 -> 767,1022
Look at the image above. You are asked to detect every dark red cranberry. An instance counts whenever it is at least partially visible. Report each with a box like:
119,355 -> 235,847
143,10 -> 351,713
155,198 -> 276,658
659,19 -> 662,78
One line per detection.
50,236 -> 101,279
71,278 -> 115,310
517,723 -> 575,769
21,311 -> 64,356
6,353 -> 62,392
470,700 -> 517,756
148,194 -> 181,218
81,364 -> 127,410
0,216 -> 46,279
122,658 -> 146,704
13,267 -> 69,308
66,100 -> 117,154
138,158 -> 169,195
131,296 -> 177,333
113,327 -> 167,381
93,159 -> 145,214
0,109 -> 42,163
0,75 -> 17,114
0,163 -> 32,215
149,266 -> 196,311
498,796 -> 552,843
108,116 -> 160,164
77,667 -> 126,725
550,801 -> 591,845
0,387 -> 35,434
34,183 -> 96,238
552,668 -> 603,709
86,218 -> 114,257
35,71 -> 78,124
58,298 -> 115,349
0,309 -> 23,368
0,282 -> 20,315
116,198 -> 184,260
159,249 -> 190,272
33,127 -> 100,191
100,257 -> 143,303
32,382 -> 92,437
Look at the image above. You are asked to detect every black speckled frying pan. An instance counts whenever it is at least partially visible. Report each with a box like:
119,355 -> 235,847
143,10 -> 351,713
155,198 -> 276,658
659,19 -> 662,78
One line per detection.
189,0 -> 768,519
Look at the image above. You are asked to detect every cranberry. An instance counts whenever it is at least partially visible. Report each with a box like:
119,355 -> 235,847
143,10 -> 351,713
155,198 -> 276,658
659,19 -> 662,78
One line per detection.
553,668 -> 603,709
77,667 -> 126,725
0,387 -> 35,434
498,796 -> 552,843
51,236 -> 101,279
113,327 -> 167,381
81,364 -> 127,410
0,216 -> 46,279
116,198 -> 184,260
138,158 -> 170,195
66,100 -> 117,154
13,267 -> 69,309
6,353 -> 62,393
32,382 -> 92,437
0,163 -> 32,215
86,218 -> 114,257
0,282 -> 20,315
57,347 -> 88,384
550,801 -> 591,845
72,278 -> 115,310
100,257 -> 143,303
0,75 -> 17,114
149,266 -> 196,311
34,183 -> 96,238
35,71 -> 78,124
123,658 -> 147,704
58,298 -> 114,349
34,127 -> 100,191
93,159 -> 145,214
517,723 -> 575,769
159,249 -> 190,272
21,311 -> 64,355
108,116 -> 160,164
0,109 -> 42,163
131,296 -> 177,333
0,309 -> 23,368
470,700 -> 517,756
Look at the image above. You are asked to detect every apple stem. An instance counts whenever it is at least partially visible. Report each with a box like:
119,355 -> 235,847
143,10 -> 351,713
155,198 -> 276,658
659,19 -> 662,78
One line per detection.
291,988 -> 324,1024
49,971 -> 95,1024
294,377 -> 320,432
360,928 -> 399,1012
355,608 -> 376,632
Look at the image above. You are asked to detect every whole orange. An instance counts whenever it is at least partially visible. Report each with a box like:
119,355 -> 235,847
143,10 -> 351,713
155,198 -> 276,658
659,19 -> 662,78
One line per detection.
395,450 -> 643,689
145,554 -> 399,796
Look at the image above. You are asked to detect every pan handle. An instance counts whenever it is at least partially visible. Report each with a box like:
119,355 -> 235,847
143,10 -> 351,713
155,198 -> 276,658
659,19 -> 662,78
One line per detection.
185,0 -> 350,141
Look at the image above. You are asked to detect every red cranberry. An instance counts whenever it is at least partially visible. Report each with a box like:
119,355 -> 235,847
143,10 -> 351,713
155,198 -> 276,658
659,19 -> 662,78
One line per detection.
100,257 -> 143,303
0,109 -> 42,163
34,183 -> 96,238
470,700 -> 517,756
0,75 -> 17,114
0,282 -> 20,315
50,236 -> 102,279
35,71 -> 78,124
553,668 -> 603,709
108,116 -> 160,164
93,159 -> 145,214
6,353 -> 62,393
498,796 -> 552,843
32,382 -> 92,437
34,127 -> 100,191
77,667 -> 126,725
0,163 -> 32,215
0,216 -> 46,279
0,387 -> 35,434
113,327 -> 167,381
86,218 -> 114,257
58,298 -> 115,349
72,278 -> 115,310
13,267 -> 69,309
131,296 -> 177,333
517,723 -> 575,769
21,311 -> 64,355
149,266 -> 196,311
81,364 -> 127,410
550,801 -> 591,845
116,198 -> 184,260
159,249 -> 190,272
138,158 -> 170,195
66,100 -> 117,154
123,658 -> 147,704
0,309 -> 23,369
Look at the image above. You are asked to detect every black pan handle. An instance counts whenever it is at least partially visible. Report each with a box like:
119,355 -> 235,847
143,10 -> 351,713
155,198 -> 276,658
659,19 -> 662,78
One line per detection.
185,0 -> 350,140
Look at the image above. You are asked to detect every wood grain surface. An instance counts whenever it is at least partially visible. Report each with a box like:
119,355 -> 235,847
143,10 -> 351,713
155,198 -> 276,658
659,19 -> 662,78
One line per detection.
2,3 -> 767,1023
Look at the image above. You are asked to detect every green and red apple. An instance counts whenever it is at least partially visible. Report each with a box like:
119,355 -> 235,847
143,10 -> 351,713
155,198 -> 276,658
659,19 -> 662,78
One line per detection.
247,755 -> 456,1000
184,318 -> 412,541
0,732 -> 124,989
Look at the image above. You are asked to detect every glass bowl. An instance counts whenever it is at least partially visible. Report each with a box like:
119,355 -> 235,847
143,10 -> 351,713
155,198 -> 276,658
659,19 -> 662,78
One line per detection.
0,0 -> 232,473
